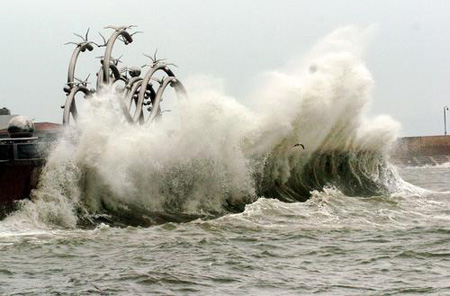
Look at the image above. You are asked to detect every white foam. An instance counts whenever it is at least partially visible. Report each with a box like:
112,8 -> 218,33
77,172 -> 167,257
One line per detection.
2,26 -> 404,229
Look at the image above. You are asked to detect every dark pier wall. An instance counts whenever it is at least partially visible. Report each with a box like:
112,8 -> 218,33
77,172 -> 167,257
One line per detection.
0,163 -> 41,205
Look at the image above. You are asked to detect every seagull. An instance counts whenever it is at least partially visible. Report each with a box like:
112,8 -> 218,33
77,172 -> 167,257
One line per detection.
292,143 -> 305,150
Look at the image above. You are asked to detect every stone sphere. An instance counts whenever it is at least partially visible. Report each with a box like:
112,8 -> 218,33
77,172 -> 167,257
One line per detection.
7,116 -> 35,138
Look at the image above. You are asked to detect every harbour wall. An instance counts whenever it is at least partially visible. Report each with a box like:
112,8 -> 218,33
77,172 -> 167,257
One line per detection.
390,135 -> 450,166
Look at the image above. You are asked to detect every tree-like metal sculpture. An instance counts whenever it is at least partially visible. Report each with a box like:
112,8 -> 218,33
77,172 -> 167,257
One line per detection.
62,25 -> 186,125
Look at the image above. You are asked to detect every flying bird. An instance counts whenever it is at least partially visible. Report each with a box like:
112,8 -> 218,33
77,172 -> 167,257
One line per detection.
293,143 -> 305,150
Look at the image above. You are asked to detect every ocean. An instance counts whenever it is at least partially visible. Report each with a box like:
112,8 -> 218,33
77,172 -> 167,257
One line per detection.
1,26 -> 449,295
1,166 -> 449,295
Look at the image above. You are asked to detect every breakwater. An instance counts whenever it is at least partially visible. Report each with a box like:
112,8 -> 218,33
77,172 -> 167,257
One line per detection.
390,135 -> 450,166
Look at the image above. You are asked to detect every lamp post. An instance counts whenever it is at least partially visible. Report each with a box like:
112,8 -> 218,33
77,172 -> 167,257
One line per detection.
444,106 -> 449,135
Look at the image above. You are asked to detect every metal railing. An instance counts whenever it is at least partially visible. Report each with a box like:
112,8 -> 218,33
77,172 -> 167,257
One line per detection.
0,142 -> 49,162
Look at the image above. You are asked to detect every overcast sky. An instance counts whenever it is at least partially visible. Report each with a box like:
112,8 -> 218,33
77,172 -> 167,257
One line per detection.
1,0 -> 449,136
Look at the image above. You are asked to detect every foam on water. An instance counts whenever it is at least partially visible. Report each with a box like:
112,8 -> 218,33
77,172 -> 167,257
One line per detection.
1,26 -> 425,230
208,187 -> 444,232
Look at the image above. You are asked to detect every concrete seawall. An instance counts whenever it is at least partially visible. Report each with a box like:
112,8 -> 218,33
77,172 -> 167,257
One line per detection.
390,135 -> 450,166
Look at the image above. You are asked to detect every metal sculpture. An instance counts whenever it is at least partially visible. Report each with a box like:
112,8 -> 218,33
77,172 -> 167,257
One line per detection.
62,26 -> 186,125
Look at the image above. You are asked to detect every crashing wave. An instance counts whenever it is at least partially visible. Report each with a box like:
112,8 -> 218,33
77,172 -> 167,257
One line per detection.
12,26 -> 413,228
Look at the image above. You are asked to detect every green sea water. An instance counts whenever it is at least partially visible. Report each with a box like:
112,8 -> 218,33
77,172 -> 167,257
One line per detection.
1,165 -> 449,295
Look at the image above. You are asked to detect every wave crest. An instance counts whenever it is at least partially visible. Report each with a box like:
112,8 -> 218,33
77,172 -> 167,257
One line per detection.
13,26 -> 409,228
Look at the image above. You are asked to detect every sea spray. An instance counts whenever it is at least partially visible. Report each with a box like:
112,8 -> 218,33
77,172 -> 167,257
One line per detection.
247,26 -> 403,201
30,85 -> 258,226
11,26 -> 414,227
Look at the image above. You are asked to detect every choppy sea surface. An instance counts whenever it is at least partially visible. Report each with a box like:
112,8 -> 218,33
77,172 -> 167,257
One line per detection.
1,165 -> 450,295
2,26 -> 450,295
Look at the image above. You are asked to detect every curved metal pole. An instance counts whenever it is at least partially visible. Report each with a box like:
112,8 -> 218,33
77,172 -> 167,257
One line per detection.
120,79 -> 144,123
172,79 -> 187,98
134,64 -> 175,122
101,29 -> 133,84
109,64 -> 122,81
63,86 -> 90,124
147,76 -> 177,123
63,26 -> 187,127
67,43 -> 94,84
96,64 -> 123,90
96,68 -> 103,90
124,76 -> 142,92
68,47 -> 82,84
123,78 -> 142,109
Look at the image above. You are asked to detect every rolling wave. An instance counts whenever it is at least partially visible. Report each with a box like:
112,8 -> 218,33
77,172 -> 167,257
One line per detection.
9,26 -> 417,228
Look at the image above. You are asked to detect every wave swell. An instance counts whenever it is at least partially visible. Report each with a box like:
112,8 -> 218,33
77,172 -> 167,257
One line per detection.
11,26 -> 412,228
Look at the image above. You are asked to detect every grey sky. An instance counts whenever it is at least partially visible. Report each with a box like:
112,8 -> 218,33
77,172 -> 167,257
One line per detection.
0,0 -> 449,136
